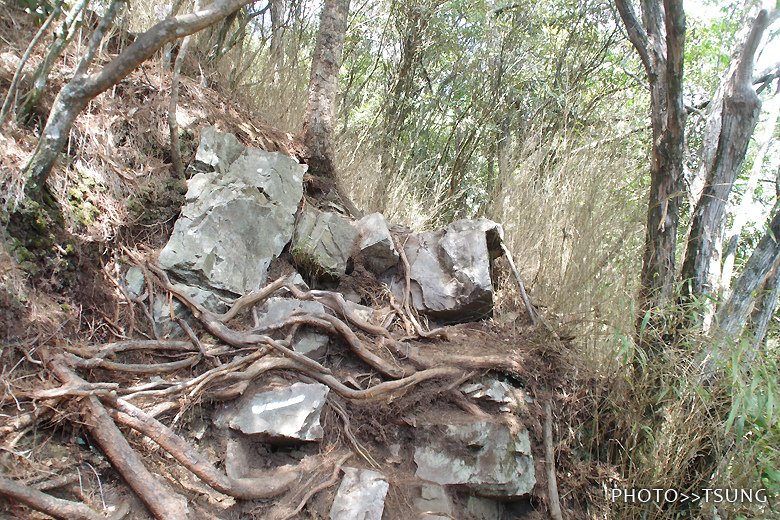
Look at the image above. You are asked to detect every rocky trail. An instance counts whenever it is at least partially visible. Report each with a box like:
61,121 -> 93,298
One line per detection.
0,128 -> 578,520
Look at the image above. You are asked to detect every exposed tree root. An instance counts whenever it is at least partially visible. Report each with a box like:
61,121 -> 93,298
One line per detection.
49,359 -> 191,520
105,398 -> 300,499
0,252 -> 545,518
275,452 -> 352,520
544,400 -> 564,520
0,476 -> 128,520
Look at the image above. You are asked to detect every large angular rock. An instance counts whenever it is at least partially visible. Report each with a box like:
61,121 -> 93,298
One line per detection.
159,133 -> 306,295
389,219 -> 504,323
354,212 -> 399,274
227,382 -> 329,441
292,206 -> 358,279
414,417 -> 535,498
329,468 -> 389,520
255,297 -> 329,357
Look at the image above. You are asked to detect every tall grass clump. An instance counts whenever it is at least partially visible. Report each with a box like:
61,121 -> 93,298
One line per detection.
579,293 -> 779,519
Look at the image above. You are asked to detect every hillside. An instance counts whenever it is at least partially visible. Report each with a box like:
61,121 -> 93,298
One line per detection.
2,2 -> 778,519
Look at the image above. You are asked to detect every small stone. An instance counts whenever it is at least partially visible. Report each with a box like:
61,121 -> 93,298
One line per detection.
195,126 -> 245,172
329,468 -> 389,520
414,483 -> 453,517
124,266 -> 145,299
466,496 -> 504,520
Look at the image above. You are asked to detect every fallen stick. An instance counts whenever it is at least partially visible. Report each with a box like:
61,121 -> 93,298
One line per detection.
544,400 -> 564,520
499,242 -> 539,326
0,476 -> 127,520
50,359 -> 190,520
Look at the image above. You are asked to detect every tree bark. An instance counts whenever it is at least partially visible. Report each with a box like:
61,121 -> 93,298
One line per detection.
301,0 -> 350,178
716,200 -> 780,337
681,10 -> 771,324
269,0 -> 285,84
719,92 -> 780,299
615,0 -> 686,318
169,0 -> 203,179
747,263 -> 780,352
21,0 -> 254,200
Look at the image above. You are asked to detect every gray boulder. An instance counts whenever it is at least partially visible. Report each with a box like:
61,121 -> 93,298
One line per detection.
329,468 -> 389,520
355,212 -> 399,274
159,134 -> 306,296
389,219 -> 504,322
255,297 -> 329,358
292,206 -> 358,280
414,417 -> 535,498
227,382 -> 329,441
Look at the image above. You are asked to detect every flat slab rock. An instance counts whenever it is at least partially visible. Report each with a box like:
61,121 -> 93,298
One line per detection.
329,468 -> 389,520
227,382 -> 329,441
159,128 -> 306,295
414,417 -> 535,498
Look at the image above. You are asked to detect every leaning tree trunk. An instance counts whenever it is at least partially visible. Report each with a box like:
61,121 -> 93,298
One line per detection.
680,9 -> 772,327
716,200 -> 780,338
615,0 -> 686,321
21,0 -> 253,202
747,264 -> 780,353
301,0 -> 350,178
720,92 -> 780,299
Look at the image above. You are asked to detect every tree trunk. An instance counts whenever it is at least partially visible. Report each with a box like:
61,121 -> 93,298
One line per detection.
375,2 -> 435,212
681,10 -> 771,325
616,0 -> 686,319
16,0 -> 88,123
716,200 -> 780,337
269,0 -> 285,84
21,0 -> 254,201
747,263 -> 780,352
169,0 -> 203,179
301,0 -> 350,178
720,92 -> 780,299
